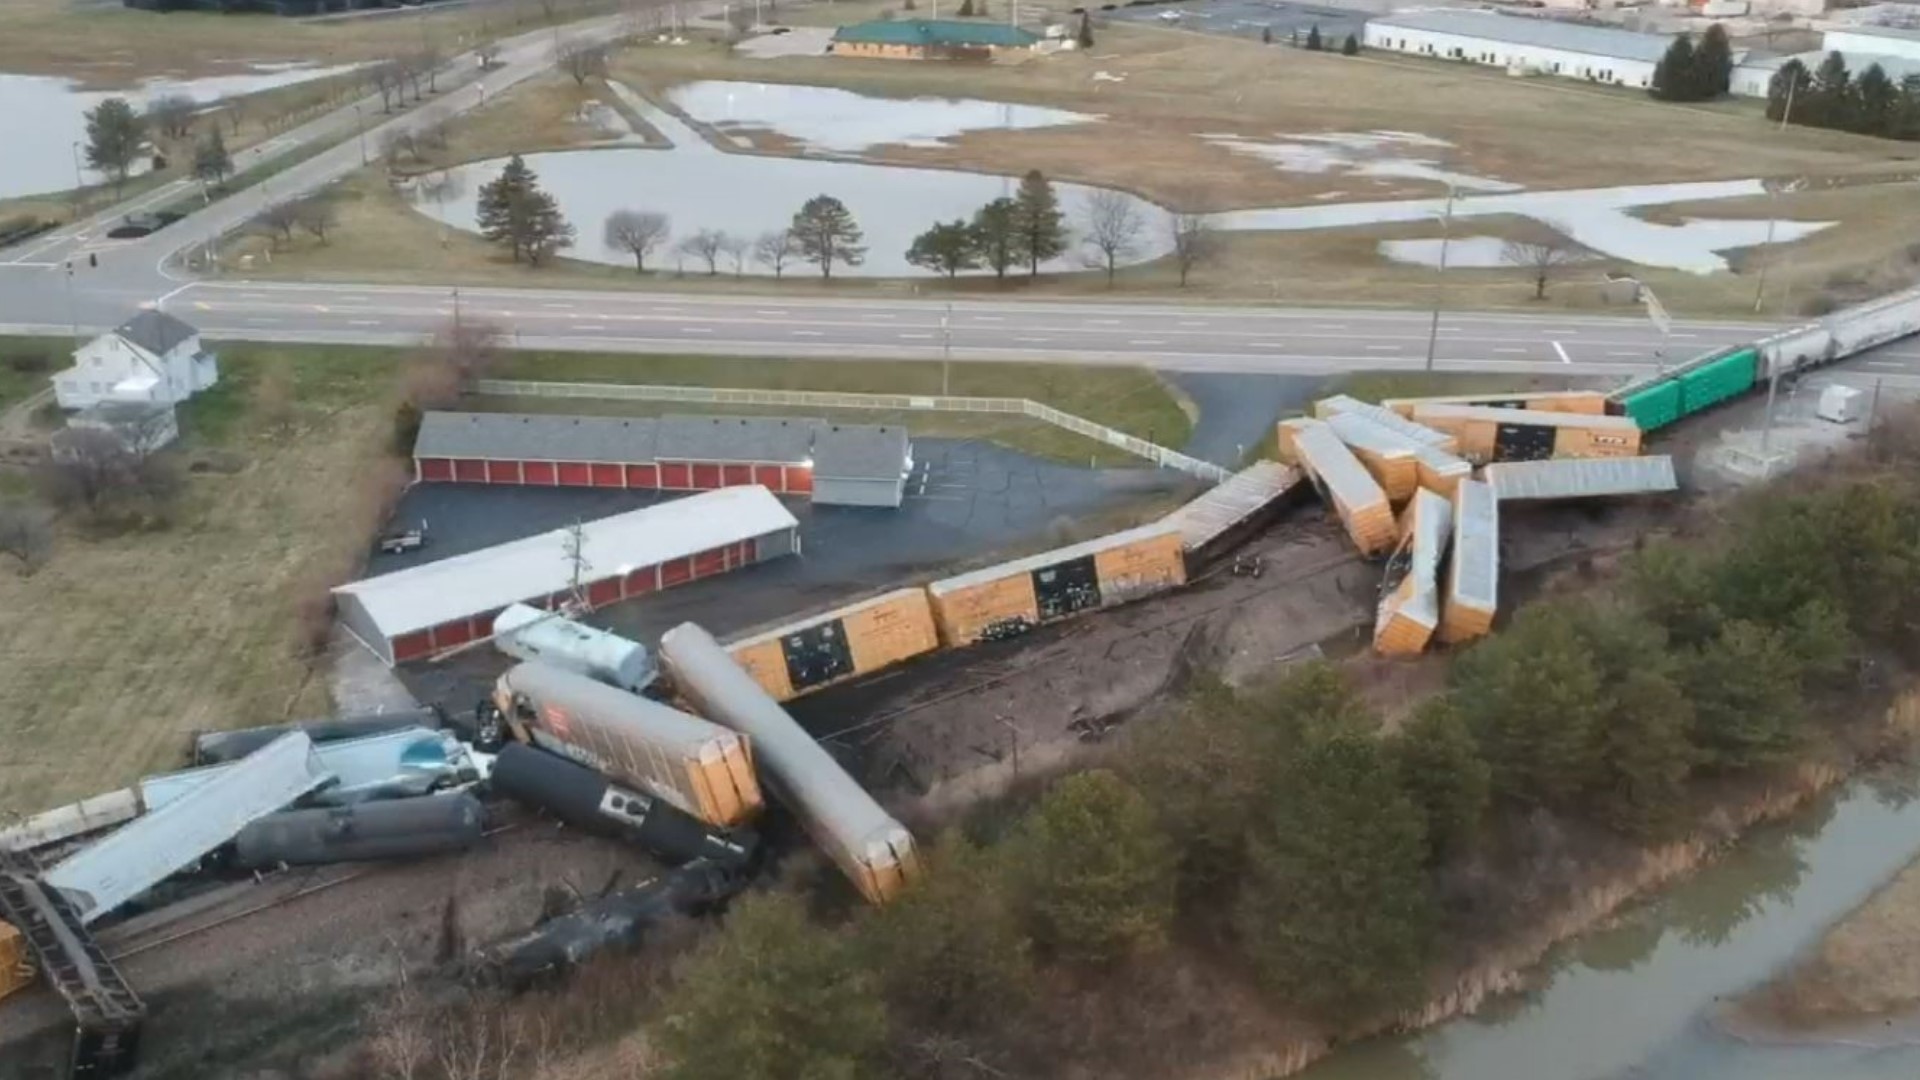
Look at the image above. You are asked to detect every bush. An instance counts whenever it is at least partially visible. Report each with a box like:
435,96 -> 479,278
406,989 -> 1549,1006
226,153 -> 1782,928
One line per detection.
5,351 -> 51,374
1009,770 -> 1176,963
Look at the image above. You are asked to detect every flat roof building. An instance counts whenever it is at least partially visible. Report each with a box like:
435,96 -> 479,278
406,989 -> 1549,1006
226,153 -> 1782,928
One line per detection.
830,18 -> 1042,60
1364,10 -> 1675,88
334,487 -> 800,666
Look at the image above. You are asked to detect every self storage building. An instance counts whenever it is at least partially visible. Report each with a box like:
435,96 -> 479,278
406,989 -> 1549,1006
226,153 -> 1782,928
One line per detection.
412,411 -> 912,509
334,487 -> 800,666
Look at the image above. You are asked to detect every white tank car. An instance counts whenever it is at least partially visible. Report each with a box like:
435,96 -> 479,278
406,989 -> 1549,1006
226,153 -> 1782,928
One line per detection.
492,662 -> 763,829
492,604 -> 658,693
657,622 -> 919,905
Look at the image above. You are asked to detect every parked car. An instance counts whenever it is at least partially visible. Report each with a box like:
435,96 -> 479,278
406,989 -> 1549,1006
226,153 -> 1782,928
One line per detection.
377,520 -> 430,555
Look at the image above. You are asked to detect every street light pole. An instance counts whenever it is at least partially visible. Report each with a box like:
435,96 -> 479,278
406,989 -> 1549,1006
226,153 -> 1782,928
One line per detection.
63,262 -> 79,348
1423,186 -> 1455,373
70,141 -> 86,221
941,303 -> 952,396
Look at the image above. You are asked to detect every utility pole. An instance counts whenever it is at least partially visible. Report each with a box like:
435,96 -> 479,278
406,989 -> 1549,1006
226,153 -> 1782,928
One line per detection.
1779,70 -> 1800,132
1759,347 -> 1781,457
1640,283 -> 1673,376
1423,186 -> 1455,373
63,262 -> 79,349
562,520 -> 591,611
941,302 -> 952,396
69,142 -> 86,221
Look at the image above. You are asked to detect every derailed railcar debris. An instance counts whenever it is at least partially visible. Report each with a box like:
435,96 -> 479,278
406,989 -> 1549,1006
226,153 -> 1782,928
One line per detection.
1374,489 -> 1453,656
1292,419 -> 1398,556
477,859 -> 745,988
492,662 -> 763,829
925,523 -> 1187,647
724,589 -> 941,703
1409,403 -> 1642,464
146,728 -> 475,810
1159,460 -> 1306,566
659,623 -> 920,905
232,793 -> 486,869
1482,456 -> 1678,502
488,743 -> 756,870
1441,479 -> 1500,645
0,854 -> 145,1077
192,708 -> 443,765
492,603 -> 659,694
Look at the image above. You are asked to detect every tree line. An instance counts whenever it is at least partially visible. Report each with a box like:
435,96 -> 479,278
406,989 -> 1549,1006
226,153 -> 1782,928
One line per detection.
1650,23 -> 1734,102
1768,51 -> 1920,139
633,453 -> 1920,1079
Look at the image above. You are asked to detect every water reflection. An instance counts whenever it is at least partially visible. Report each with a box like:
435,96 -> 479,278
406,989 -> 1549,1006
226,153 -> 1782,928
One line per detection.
666,79 -> 1099,154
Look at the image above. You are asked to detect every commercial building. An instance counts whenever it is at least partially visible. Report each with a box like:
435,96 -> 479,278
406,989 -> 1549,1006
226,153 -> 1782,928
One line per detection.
333,487 -> 800,666
1823,23 -> 1920,63
1363,10 -> 1673,87
1732,43 -> 1920,97
829,18 -> 1042,60
412,411 -> 913,508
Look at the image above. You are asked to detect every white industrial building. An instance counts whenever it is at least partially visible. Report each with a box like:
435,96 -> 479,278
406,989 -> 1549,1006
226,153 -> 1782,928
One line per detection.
1823,23 -> 1920,62
1732,46 -> 1920,95
1363,10 -> 1675,87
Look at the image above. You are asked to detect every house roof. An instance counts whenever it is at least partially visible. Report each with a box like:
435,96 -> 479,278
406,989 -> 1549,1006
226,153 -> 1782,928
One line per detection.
811,423 -> 910,481
415,412 -> 664,464
1369,10 -> 1675,64
655,414 -> 818,464
333,487 -> 799,638
113,309 -> 199,356
832,18 -> 1041,47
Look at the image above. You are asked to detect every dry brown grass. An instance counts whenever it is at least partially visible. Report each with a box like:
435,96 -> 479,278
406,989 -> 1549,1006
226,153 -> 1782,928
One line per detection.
1738,852 -> 1920,1029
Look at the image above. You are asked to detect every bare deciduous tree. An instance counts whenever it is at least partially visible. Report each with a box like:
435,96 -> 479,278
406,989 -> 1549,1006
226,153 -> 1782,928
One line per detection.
603,209 -> 671,273
146,93 -> 197,141
0,501 -> 53,577
293,194 -> 339,245
418,109 -> 455,152
558,39 -> 609,86
381,128 -> 420,166
255,202 -> 301,248
1167,209 -> 1218,288
371,60 -> 406,112
251,364 -> 298,436
720,232 -> 750,276
1501,234 -> 1584,300
753,229 -> 798,278
1080,190 -> 1144,286
426,317 -> 508,389
37,426 -> 179,526
679,228 -> 727,275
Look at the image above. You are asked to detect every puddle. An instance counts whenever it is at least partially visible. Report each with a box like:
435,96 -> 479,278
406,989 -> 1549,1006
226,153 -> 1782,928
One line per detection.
1201,130 -> 1523,194
665,79 -> 1100,154
0,63 -> 364,201
1211,181 -> 1837,274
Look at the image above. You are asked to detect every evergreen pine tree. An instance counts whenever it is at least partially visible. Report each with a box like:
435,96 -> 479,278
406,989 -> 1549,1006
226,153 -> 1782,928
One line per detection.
1572,604 -> 1696,838
192,127 -> 233,188
1856,62 -> 1897,136
1009,770 -> 1176,963
1683,620 -> 1807,770
1305,23 -> 1323,50
1011,169 -> 1066,277
1388,697 -> 1490,863
1341,32 -> 1359,56
1766,59 -> 1811,126
1650,34 -> 1697,101
1809,50 -> 1853,129
476,154 -> 536,262
1449,602 -> 1605,809
1891,73 -> 1920,139
1077,10 -> 1094,50
1693,23 -> 1734,99
1261,24 -> 1272,44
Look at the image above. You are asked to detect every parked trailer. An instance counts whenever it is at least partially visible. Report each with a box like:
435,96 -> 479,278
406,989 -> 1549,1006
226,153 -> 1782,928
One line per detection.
492,663 -> 762,829
1291,419 -> 1398,555
659,623 -> 920,906
1441,479 -> 1500,645
1409,403 -> 1642,463
489,742 -> 756,870
192,708 -> 442,765
724,588 -> 941,703
1375,488 -> 1452,656
492,604 -> 658,694
232,793 -> 486,869
478,859 -> 745,988
1381,390 -> 1610,417
925,522 -> 1188,647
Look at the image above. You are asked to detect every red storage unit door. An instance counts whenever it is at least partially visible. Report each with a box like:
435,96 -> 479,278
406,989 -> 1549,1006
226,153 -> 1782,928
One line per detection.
471,611 -> 502,639
556,462 -> 592,487
753,464 -> 786,492
786,466 -> 814,494
485,460 -> 522,485
732,539 -> 756,567
661,558 -> 692,588
524,461 -> 557,486
431,618 -> 474,650
659,462 -> 691,489
624,565 -> 658,595
722,464 -> 753,487
418,458 -> 454,482
690,464 -> 723,489
453,459 -> 487,483
691,547 -> 726,578
587,577 -> 622,606
591,463 -> 625,488
390,631 -> 434,664
625,463 -> 659,488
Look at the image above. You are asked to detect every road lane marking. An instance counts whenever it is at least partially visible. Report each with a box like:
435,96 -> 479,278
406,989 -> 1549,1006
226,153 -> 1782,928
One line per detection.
542,302 -> 574,309
193,302 -> 211,310
862,313 -> 895,320
1089,319 -> 1120,325
241,292 -> 269,300
899,333 -> 934,340
312,305 -> 329,313
755,309 -> 787,315
1552,340 -> 1571,364
1017,337 -> 1049,343
791,329 -> 823,336
574,324 -> 607,331
682,326 -> 712,334
1253,342 -> 1286,349
246,316 -> 280,324
974,315 -> 1002,322
1178,320 -> 1206,327
1609,350 -> 1641,356
1494,347 -> 1526,354
349,319 -> 381,326
1129,339 -> 1167,345
1365,344 -> 1398,352
1315,324 -> 1349,330
1867,360 -> 1905,369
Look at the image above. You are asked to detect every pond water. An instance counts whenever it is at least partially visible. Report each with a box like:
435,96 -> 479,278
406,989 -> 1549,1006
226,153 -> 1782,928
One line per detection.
1295,780 -> 1920,1080
0,63 -> 364,201
409,91 -> 1168,277
1200,130 -> 1522,194
665,79 -> 1100,154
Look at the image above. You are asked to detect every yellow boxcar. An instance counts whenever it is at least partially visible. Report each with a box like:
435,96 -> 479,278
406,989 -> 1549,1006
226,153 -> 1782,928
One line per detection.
0,919 -> 31,1003
1410,404 -> 1641,464
1384,390 -> 1610,417
726,589 -> 941,702
1439,479 -> 1499,645
1275,417 -> 1316,466
928,523 -> 1187,646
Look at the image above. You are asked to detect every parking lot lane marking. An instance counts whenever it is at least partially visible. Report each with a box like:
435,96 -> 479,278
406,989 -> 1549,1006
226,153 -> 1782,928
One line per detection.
1552,340 -> 1571,364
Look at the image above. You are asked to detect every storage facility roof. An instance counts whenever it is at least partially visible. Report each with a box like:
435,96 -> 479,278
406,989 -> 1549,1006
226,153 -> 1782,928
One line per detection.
1483,455 -> 1678,501
415,412 -> 661,464
1737,48 -> 1920,81
1293,419 -> 1389,510
927,522 -> 1183,596
832,18 -> 1041,46
1449,479 -> 1500,612
414,412 -> 908,476
1829,22 -> 1920,43
1161,461 -> 1303,551
655,415 -> 818,464
812,423 -> 911,481
1368,9 -> 1675,62
334,487 -> 798,637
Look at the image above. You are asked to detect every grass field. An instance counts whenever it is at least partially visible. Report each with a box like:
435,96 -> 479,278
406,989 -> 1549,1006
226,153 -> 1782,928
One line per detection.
0,339 -> 1188,811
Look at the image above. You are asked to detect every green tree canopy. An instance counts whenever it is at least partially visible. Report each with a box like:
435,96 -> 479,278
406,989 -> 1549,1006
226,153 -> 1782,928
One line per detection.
1389,696 -> 1490,863
1010,769 -> 1176,963
83,96 -> 146,196
1693,23 -> 1735,98
476,154 -> 575,265
1011,170 -> 1066,277
970,197 -> 1021,280
791,194 -> 867,279
905,219 -> 980,278
1449,602 -> 1604,809
1683,620 -> 1807,770
1651,34 -> 1698,101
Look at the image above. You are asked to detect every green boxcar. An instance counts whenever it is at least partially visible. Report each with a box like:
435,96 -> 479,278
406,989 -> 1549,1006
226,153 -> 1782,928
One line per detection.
1676,348 -> 1759,418
1620,380 -> 1682,431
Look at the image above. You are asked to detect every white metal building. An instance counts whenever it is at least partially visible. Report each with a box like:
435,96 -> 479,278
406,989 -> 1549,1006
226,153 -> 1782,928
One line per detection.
1824,24 -> 1920,63
334,487 -> 801,666
1731,46 -> 1920,96
1363,10 -> 1674,87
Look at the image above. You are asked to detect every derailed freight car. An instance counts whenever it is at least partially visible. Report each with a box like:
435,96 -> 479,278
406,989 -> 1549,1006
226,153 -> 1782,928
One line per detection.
1374,489 -> 1452,656
491,663 -> 763,829
1291,419 -> 1398,556
1382,390 -> 1610,417
924,523 -> 1187,647
1441,479 -> 1500,644
1323,411 -> 1419,503
1,918 -> 30,1002
489,742 -> 756,870
1409,403 -> 1641,464
659,623 -> 919,905
725,588 -> 941,703
492,604 -> 658,694
233,793 -> 486,869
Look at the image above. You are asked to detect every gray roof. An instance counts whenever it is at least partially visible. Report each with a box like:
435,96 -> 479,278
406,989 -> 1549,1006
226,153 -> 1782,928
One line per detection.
1831,23 -> 1920,43
1161,460 -> 1302,550
1293,419 -> 1388,511
415,411 -> 662,464
1483,456 -> 1678,501
114,309 -> 199,356
1370,10 -> 1675,63
655,414 -> 818,465
1448,479 -> 1500,612
811,423 -> 910,481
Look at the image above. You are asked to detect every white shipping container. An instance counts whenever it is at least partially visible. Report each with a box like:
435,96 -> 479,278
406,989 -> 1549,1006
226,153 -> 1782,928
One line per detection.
1817,384 -> 1866,425
493,604 -> 658,693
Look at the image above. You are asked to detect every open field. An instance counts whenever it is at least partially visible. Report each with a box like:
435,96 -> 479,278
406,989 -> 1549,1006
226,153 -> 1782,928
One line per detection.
0,338 -> 1188,811
0,0 -> 629,84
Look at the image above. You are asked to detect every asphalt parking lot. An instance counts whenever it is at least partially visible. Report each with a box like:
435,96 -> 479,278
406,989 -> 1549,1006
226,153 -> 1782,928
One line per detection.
1105,0 -> 1370,44
381,437 -> 1197,708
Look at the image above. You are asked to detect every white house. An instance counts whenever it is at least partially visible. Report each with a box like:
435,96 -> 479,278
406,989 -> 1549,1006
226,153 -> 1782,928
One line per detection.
53,310 -> 218,411
1363,10 -> 1675,88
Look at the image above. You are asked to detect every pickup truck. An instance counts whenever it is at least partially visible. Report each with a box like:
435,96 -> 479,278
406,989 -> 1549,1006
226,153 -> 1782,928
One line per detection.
377,521 -> 430,555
